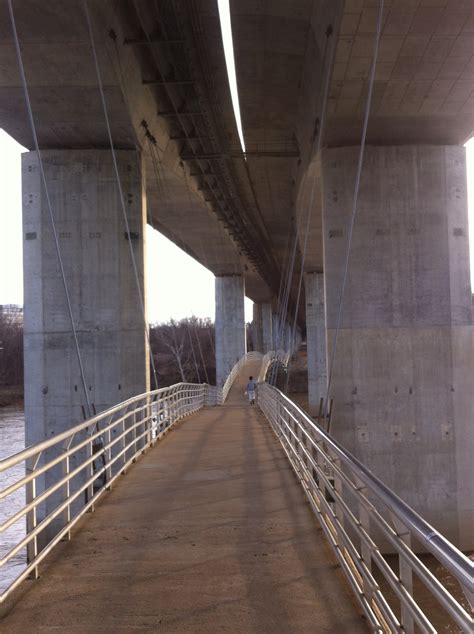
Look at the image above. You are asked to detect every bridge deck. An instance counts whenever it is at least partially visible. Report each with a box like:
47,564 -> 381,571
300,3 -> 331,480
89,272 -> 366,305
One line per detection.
1,362 -> 367,633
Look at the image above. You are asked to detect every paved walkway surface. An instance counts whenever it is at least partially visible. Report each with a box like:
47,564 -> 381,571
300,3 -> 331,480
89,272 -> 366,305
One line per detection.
1,362 -> 367,633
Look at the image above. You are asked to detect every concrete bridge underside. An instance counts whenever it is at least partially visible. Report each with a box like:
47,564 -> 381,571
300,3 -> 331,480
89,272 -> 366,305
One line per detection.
0,0 -> 472,549
0,364 -> 366,633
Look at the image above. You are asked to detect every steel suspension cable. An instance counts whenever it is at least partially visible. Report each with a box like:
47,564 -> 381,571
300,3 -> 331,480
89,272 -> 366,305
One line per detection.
192,317 -> 210,384
181,165 -> 226,377
285,24 -> 337,392
146,139 -> 206,383
8,0 -> 92,417
270,223 -> 300,385
83,0 -> 159,390
324,0 -> 385,419
186,320 -> 201,383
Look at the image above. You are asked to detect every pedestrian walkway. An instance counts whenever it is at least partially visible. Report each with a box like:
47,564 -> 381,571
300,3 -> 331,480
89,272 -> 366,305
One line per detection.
0,361 -> 367,633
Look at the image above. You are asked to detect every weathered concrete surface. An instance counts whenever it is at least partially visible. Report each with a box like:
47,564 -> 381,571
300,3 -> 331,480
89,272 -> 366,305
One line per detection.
261,302 -> 273,352
272,313 -> 280,349
0,363 -> 367,633
0,1 -> 276,304
215,275 -> 246,385
322,145 -> 474,549
304,272 -> 328,416
22,149 -> 149,532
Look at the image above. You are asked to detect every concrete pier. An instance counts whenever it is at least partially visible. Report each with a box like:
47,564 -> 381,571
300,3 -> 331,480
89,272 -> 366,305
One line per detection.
215,275 -> 246,385
252,302 -> 273,353
261,303 -> 273,352
22,149 -> 149,529
322,145 -> 474,548
304,272 -> 328,416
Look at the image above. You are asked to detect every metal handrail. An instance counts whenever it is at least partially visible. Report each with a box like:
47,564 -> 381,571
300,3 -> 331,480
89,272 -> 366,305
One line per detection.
0,350 -> 283,604
0,381 -> 209,603
219,351 -> 263,403
258,382 -> 474,633
257,350 -> 290,383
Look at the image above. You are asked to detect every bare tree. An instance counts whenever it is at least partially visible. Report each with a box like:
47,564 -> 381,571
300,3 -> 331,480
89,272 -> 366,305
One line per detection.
161,320 -> 188,382
149,317 -> 216,386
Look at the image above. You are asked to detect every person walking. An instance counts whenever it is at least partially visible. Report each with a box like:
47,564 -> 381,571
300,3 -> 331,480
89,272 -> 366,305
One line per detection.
246,376 -> 257,405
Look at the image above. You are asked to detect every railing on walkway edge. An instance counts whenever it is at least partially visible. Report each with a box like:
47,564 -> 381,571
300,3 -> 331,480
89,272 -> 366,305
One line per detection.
257,349 -> 290,383
0,382 -> 208,604
218,349 -> 290,403
0,350 -> 288,604
258,382 -> 474,633
219,351 -> 264,403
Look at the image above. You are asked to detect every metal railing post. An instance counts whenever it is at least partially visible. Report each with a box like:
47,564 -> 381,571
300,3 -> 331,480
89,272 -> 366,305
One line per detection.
25,453 -> 40,579
105,427 -> 112,487
391,514 -> 415,634
86,437 -> 94,511
146,400 -> 153,447
62,445 -> 71,541
132,409 -> 138,461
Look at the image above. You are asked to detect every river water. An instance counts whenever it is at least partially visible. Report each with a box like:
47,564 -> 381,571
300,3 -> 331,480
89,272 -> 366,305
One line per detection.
0,406 -> 26,594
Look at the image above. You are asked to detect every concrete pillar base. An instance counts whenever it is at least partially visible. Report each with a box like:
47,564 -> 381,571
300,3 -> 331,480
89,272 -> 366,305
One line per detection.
23,149 -> 149,536
322,145 -> 473,548
261,303 -> 273,352
215,275 -> 246,385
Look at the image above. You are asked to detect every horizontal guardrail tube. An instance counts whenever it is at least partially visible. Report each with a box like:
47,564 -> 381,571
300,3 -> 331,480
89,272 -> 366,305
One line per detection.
0,381 -> 209,603
0,351 -> 289,605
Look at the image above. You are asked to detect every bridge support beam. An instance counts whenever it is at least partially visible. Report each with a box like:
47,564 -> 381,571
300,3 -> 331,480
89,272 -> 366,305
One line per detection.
304,272 -> 328,416
215,275 -> 246,385
322,145 -> 473,548
22,149 -> 149,537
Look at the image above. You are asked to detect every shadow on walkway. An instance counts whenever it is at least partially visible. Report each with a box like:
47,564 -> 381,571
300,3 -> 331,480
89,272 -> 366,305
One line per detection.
1,361 -> 367,633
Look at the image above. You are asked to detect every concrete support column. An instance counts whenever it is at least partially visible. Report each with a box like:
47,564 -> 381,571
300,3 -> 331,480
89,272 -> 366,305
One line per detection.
23,150 -> 149,533
261,303 -> 273,352
252,303 -> 263,352
272,313 -> 279,350
215,275 -> 246,385
322,145 -> 473,548
294,325 -> 303,352
304,272 -> 327,415
252,302 -> 273,353
283,322 -> 292,352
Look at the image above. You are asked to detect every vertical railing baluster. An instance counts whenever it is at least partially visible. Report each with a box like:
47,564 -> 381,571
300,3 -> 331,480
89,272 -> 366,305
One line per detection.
62,438 -> 72,541
132,409 -> 137,461
87,437 -> 94,511
391,514 -> 414,634
146,399 -> 152,447
105,426 -> 112,487
26,452 -> 41,579
356,479 -> 373,612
